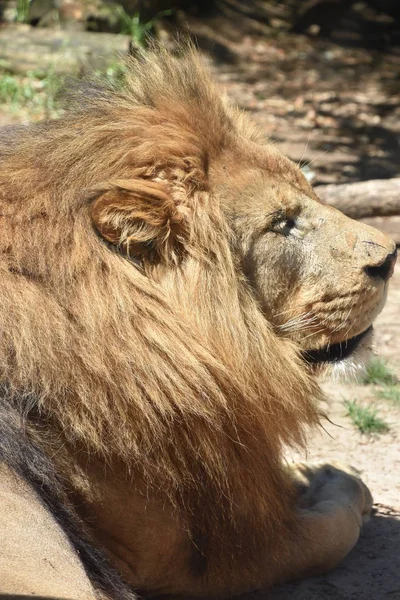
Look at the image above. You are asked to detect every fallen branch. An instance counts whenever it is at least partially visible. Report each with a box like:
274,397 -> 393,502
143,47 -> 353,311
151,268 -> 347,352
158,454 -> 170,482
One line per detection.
360,217 -> 400,245
316,178 -> 400,219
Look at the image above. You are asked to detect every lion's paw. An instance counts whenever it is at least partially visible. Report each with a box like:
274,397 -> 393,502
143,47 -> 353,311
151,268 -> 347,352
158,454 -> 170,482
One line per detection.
290,461 -> 373,525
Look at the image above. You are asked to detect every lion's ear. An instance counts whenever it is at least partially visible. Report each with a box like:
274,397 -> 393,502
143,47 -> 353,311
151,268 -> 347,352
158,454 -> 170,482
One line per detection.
91,179 -> 190,262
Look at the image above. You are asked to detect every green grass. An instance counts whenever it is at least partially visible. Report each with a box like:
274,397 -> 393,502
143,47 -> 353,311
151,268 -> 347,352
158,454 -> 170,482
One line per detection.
378,385 -> 400,405
117,7 -> 174,46
95,61 -> 127,88
0,62 -> 128,121
0,71 -> 63,118
363,358 -> 397,386
16,0 -> 30,22
361,357 -> 400,407
344,399 -> 389,434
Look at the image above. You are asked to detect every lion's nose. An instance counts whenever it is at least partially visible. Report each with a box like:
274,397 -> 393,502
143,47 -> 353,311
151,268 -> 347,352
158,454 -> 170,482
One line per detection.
364,248 -> 397,282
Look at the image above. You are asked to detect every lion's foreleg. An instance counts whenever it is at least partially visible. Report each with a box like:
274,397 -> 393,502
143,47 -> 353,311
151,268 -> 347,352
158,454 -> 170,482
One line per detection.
274,462 -> 373,583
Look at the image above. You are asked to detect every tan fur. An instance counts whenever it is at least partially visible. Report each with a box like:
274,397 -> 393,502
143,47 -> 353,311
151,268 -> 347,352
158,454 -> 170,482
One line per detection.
0,465 -> 96,599
0,46 -> 395,596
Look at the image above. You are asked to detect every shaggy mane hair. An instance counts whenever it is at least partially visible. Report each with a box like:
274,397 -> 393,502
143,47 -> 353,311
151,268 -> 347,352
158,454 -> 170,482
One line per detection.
0,47 -> 321,569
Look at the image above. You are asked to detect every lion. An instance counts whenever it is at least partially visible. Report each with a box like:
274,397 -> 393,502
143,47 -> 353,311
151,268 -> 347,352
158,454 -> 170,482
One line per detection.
0,46 -> 396,599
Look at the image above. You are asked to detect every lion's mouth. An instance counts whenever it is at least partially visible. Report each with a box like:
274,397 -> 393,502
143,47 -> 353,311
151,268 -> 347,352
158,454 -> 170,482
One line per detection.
303,326 -> 373,364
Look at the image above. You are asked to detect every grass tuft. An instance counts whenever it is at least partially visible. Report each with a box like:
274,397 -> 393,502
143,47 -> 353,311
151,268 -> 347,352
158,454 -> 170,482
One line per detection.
0,71 -> 63,118
117,7 -> 174,46
378,386 -> 400,404
344,399 -> 389,434
363,358 -> 397,386
16,0 -> 30,22
0,62 -> 127,121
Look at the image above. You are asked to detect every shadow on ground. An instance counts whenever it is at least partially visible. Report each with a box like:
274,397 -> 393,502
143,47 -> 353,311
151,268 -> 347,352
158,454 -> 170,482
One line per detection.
256,505 -> 400,600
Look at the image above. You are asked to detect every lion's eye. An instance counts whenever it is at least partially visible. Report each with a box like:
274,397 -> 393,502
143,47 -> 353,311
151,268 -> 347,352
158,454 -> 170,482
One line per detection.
269,217 -> 296,236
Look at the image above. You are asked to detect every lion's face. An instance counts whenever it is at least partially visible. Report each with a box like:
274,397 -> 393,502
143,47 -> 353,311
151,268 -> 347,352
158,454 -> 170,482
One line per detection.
211,154 -> 396,366
90,131 -> 396,371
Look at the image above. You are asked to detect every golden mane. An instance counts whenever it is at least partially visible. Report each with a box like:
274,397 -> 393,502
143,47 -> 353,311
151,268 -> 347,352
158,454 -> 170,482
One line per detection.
0,48 -> 320,557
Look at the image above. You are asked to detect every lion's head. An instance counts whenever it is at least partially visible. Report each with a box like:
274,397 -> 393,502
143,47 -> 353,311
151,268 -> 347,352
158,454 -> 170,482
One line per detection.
87,49 -> 395,373
211,159 -> 396,368
0,47 -> 395,514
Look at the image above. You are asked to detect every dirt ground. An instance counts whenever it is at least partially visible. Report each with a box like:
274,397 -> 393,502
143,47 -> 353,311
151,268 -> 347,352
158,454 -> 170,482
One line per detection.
209,33 -> 400,187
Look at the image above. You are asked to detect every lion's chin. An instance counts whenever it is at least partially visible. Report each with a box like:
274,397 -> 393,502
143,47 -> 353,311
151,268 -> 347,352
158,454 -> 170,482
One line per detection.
302,326 -> 375,381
